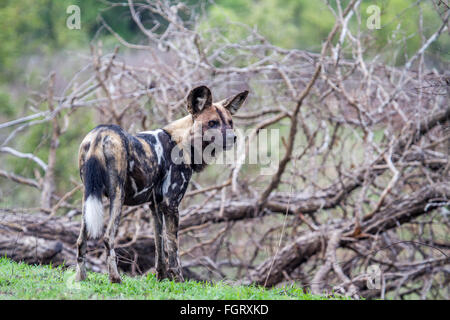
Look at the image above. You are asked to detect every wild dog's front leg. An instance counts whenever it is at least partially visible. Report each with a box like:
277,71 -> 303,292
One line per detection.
164,205 -> 184,282
151,207 -> 168,280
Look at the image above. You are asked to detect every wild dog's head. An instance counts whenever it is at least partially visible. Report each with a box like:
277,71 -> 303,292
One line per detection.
185,86 -> 248,169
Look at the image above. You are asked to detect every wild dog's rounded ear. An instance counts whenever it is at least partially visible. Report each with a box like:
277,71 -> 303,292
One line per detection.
187,86 -> 212,116
221,90 -> 249,114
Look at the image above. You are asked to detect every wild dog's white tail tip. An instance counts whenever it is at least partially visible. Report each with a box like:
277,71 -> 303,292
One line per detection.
84,195 -> 104,239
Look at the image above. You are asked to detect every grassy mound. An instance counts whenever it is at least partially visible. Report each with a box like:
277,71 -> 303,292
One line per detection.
0,257 -> 349,300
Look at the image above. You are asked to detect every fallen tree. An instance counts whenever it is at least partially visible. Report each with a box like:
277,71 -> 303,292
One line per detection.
247,184 -> 450,288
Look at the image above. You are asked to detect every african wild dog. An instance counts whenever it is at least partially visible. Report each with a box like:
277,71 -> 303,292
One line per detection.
75,86 -> 248,283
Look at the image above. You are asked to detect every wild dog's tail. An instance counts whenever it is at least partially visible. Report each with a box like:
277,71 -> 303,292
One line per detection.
83,157 -> 106,239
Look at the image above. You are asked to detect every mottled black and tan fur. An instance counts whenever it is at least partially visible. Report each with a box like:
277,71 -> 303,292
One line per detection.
76,86 -> 248,283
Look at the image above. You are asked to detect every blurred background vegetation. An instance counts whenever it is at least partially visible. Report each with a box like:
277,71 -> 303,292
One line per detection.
0,0 -> 448,207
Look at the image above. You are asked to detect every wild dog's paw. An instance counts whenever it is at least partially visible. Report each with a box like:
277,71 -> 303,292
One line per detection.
167,268 -> 184,283
109,273 -> 122,284
75,265 -> 86,282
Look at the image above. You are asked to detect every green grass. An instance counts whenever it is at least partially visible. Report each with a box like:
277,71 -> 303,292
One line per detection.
0,257 -> 346,300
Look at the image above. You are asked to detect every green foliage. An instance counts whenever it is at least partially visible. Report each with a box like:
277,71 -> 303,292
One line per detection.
204,0 -> 448,64
0,0 -> 142,83
0,0 -> 85,81
202,0 -> 334,50
359,0 -> 449,65
0,88 -> 15,118
0,257 -> 348,299
0,0 -> 447,83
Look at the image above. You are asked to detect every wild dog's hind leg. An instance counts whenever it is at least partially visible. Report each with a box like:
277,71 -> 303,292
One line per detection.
103,135 -> 127,284
165,206 -> 184,282
75,198 -> 88,281
104,184 -> 124,283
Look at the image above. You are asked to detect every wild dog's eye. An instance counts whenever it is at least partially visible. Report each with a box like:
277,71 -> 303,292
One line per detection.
208,120 -> 219,128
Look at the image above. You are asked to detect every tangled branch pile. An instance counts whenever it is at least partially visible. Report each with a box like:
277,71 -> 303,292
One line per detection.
0,0 -> 449,299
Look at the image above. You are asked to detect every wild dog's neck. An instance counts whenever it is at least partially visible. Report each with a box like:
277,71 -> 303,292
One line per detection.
163,115 -> 193,146
162,114 -> 207,172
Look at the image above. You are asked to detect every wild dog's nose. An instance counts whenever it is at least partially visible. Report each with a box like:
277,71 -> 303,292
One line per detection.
224,131 -> 236,149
